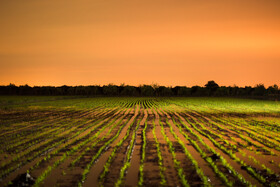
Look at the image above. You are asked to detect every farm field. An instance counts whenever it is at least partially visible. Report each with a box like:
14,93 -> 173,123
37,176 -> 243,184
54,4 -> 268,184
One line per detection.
0,96 -> 280,187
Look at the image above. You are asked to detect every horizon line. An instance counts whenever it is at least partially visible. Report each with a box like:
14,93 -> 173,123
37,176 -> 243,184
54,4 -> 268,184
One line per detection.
1,82 -> 279,89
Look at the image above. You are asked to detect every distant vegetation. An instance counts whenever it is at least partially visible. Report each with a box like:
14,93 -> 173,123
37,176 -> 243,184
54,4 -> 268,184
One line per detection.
0,81 -> 279,100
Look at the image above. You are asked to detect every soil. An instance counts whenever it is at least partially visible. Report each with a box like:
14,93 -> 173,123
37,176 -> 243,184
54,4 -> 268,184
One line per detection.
1,99 -> 280,187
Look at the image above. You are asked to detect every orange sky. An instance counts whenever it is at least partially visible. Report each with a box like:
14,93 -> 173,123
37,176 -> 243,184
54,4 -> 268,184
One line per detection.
0,0 -> 279,87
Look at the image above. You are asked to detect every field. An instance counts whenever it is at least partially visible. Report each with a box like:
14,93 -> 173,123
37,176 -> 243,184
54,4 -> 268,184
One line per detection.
0,96 -> 280,187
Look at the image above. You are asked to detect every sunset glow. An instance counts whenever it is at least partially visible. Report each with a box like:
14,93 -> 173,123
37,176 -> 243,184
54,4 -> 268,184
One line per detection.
0,0 -> 279,87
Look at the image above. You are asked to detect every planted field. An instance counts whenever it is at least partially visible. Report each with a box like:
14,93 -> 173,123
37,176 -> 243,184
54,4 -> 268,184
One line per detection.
0,96 -> 280,187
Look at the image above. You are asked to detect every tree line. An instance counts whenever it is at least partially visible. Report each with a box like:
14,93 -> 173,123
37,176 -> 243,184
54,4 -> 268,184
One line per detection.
0,81 -> 279,100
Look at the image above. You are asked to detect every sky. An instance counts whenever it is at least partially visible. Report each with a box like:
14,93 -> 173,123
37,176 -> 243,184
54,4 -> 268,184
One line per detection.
0,0 -> 279,87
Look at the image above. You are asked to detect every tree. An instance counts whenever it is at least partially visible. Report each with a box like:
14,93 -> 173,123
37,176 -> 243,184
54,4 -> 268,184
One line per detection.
253,84 -> 266,96
103,84 -> 119,96
121,86 -> 138,96
191,86 -> 206,96
140,85 -> 154,96
19,84 -> 32,95
205,80 -> 219,96
88,86 -> 100,95
177,86 -> 191,96
171,86 -> 181,96
215,86 -> 228,96
156,86 -> 173,96
267,84 -> 278,95
8,83 -> 17,95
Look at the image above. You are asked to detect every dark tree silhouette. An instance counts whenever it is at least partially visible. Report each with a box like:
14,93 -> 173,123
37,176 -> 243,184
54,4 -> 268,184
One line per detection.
267,84 -> 278,94
171,86 -> 181,96
140,85 -> 154,96
103,84 -> 119,96
253,84 -> 266,96
121,86 -> 138,96
215,86 -> 229,96
19,84 -> 32,95
191,86 -> 206,96
0,81 -> 279,100
156,86 -> 173,96
205,80 -> 219,96
177,86 -> 191,96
